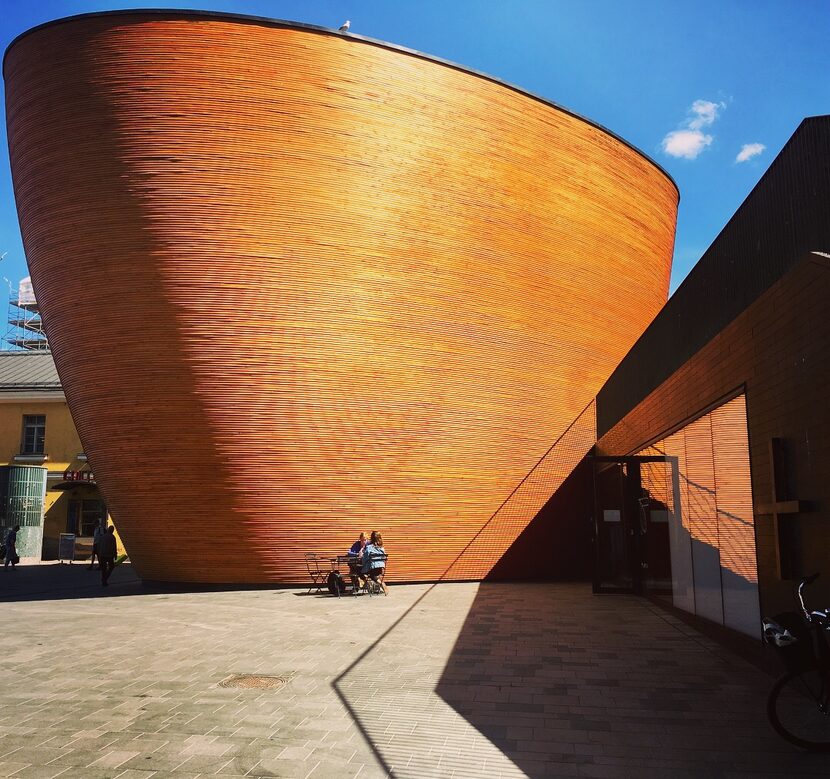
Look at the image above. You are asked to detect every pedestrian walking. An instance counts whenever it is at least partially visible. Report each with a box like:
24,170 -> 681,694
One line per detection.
99,525 -> 117,586
88,519 -> 104,570
3,525 -> 19,570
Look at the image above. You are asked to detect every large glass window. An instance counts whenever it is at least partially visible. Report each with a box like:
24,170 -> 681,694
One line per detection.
68,499 -> 107,536
21,414 -> 46,455
80,500 -> 107,537
637,393 -> 758,637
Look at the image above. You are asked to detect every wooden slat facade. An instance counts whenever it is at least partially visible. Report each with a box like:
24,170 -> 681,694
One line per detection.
4,12 -> 677,583
631,395 -> 758,635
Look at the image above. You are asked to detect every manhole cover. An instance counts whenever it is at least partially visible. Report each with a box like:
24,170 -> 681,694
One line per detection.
218,674 -> 288,690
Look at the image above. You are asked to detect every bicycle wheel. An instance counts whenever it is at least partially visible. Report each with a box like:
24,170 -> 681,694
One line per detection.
768,668 -> 830,751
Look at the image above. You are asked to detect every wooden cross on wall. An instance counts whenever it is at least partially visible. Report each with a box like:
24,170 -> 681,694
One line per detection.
754,437 -> 805,579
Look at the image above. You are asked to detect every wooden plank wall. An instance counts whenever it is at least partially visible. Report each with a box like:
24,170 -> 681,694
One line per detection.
5,12 -> 677,583
634,395 -> 758,635
596,253 -> 830,616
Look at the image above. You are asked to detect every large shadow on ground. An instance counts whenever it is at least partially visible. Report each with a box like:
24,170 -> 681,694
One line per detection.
335,574 -> 830,778
330,447 -> 597,777
332,442 -> 830,778
0,562 -> 298,603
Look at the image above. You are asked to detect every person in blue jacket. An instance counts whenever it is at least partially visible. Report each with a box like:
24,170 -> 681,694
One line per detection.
361,531 -> 388,594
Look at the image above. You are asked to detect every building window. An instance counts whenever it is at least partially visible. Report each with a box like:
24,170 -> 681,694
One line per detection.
80,500 -> 107,537
21,414 -> 46,455
66,499 -> 107,537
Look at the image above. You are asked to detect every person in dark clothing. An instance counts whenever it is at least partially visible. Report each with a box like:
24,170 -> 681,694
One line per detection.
347,532 -> 367,589
348,532 -> 367,557
99,525 -> 117,586
4,525 -> 19,570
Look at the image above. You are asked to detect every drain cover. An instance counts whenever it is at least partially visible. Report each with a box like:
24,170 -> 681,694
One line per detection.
218,674 -> 288,690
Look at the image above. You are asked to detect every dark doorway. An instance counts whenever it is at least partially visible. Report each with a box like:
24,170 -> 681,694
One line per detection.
592,455 -> 677,598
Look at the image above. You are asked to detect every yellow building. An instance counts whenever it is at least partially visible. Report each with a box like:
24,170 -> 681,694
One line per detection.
0,351 -> 122,561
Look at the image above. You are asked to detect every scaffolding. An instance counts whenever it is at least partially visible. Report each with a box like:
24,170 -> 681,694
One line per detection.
5,277 -> 48,351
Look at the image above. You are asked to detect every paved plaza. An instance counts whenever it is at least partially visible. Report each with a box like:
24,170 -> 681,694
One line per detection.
1,564 -> 830,778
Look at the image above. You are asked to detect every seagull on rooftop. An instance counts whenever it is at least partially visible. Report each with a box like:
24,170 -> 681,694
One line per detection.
339,20 -> 351,32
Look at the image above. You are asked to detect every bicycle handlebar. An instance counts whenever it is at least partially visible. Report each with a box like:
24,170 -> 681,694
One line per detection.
797,573 -> 827,625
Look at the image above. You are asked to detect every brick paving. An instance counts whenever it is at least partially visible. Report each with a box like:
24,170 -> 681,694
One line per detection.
1,563 -> 829,777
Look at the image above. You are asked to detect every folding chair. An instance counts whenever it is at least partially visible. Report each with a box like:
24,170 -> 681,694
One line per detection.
361,553 -> 388,597
345,555 -> 363,596
305,553 -> 327,594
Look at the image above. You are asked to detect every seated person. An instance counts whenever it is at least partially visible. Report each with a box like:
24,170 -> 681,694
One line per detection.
346,532 -> 367,587
361,531 -> 388,594
348,532 -> 367,557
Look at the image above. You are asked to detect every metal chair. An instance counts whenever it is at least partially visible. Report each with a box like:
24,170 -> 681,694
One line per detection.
330,555 -> 354,598
344,555 -> 363,596
361,552 -> 388,597
305,553 -> 327,594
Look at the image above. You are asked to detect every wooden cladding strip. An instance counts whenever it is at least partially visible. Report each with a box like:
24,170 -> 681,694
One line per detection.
711,397 -> 757,584
5,13 -> 677,583
637,395 -> 756,588
445,400 -> 596,580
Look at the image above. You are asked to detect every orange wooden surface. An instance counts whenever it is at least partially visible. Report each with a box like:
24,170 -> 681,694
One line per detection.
5,12 -> 677,583
710,397 -> 757,585
635,395 -> 756,629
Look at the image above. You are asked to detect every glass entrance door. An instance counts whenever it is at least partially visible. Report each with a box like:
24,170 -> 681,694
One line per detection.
593,460 -> 634,592
593,455 -> 677,596
638,458 -> 675,602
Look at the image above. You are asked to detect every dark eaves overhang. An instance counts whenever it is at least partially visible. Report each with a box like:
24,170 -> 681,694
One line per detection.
0,384 -> 63,391
51,480 -> 98,491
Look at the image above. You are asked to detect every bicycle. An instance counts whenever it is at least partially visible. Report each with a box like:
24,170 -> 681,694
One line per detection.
763,573 -> 830,751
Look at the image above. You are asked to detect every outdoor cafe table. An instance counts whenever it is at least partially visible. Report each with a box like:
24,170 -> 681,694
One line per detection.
329,554 -> 361,596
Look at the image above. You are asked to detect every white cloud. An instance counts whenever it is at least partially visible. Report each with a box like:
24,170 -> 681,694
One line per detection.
662,129 -> 713,160
688,100 -> 725,130
662,99 -> 725,160
735,142 -> 766,163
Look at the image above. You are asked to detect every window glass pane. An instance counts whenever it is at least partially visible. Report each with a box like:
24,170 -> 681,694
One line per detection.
80,500 -> 106,536
22,415 -> 46,454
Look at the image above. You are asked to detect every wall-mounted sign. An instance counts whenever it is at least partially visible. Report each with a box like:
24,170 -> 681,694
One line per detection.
63,470 -> 95,484
603,509 -> 622,523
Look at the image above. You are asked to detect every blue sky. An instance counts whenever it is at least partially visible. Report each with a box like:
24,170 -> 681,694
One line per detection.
0,0 -> 827,295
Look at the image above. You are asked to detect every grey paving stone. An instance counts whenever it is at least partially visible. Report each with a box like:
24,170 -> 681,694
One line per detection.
117,753 -> 187,774
5,765 -> 70,779
351,766 -> 389,779
51,769 -> 126,779
213,756 -> 261,776
305,758 -> 363,779
249,757 -> 316,777
0,763 -> 30,778
5,568 -> 830,779
171,754 -> 229,774
112,769 -> 159,779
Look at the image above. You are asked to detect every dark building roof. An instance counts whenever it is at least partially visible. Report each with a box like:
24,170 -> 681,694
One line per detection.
0,351 -> 62,391
597,115 -> 830,437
